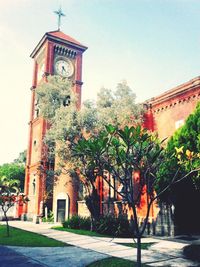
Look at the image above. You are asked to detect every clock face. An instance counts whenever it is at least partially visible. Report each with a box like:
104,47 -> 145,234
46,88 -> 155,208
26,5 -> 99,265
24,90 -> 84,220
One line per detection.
54,59 -> 74,78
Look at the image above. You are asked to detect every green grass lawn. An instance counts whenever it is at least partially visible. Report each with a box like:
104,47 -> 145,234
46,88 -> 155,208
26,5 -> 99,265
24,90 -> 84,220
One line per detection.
0,225 -> 70,247
52,226 -> 110,237
87,257 -> 147,267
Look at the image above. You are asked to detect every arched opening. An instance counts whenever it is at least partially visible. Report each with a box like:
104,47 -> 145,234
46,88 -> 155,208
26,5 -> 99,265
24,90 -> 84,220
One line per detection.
56,193 -> 69,223
32,179 -> 36,195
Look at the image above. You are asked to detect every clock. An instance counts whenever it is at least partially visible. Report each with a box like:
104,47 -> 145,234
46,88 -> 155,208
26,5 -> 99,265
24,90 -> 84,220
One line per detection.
54,58 -> 74,78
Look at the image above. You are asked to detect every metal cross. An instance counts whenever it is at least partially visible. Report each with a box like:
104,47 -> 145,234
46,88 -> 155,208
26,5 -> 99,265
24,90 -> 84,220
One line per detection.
54,7 -> 65,31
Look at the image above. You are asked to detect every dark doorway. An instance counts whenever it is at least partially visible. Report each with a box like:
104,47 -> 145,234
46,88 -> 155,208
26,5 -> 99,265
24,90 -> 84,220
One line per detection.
173,179 -> 200,235
57,199 -> 66,222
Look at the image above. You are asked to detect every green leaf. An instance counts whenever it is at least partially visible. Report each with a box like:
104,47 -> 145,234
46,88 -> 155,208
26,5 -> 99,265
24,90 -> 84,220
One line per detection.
105,124 -> 116,134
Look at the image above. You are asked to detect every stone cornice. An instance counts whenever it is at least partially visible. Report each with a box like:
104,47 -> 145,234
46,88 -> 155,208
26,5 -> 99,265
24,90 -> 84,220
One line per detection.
30,32 -> 87,59
147,76 -> 200,107
54,44 -> 77,59
146,76 -> 200,114
152,93 -> 200,114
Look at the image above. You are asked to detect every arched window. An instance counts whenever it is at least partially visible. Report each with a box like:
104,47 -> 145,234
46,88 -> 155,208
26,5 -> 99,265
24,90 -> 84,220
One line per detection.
34,98 -> 40,118
33,179 -> 36,195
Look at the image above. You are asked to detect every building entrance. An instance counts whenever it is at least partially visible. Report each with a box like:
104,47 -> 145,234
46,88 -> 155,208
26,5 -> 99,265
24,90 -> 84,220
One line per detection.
57,199 -> 66,222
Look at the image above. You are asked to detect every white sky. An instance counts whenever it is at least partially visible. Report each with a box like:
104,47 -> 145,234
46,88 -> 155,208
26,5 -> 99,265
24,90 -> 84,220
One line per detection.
0,0 -> 200,164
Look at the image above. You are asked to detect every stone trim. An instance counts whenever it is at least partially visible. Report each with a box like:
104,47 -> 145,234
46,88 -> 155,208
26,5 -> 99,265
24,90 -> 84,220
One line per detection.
54,44 -> 77,58
153,93 -> 200,114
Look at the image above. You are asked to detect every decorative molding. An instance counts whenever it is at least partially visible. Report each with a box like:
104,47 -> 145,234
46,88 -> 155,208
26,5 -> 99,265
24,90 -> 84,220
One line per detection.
151,77 -> 200,102
74,80 -> 83,86
30,86 -> 36,91
153,93 -> 200,114
30,31 -> 87,59
43,72 -> 49,77
54,45 -> 77,58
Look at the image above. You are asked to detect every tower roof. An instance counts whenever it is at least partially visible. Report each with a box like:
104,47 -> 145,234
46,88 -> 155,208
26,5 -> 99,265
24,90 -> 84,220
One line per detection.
47,30 -> 83,46
30,30 -> 87,58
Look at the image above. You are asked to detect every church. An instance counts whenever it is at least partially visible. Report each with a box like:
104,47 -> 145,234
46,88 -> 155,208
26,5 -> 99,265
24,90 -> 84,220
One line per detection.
24,26 -> 200,234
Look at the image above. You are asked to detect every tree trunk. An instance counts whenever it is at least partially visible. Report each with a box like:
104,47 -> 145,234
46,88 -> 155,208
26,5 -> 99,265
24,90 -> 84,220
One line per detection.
3,211 -> 9,237
136,236 -> 142,267
90,217 -> 94,231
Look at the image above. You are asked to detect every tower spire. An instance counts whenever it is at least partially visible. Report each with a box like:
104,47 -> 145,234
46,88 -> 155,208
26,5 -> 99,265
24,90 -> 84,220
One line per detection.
54,7 -> 65,31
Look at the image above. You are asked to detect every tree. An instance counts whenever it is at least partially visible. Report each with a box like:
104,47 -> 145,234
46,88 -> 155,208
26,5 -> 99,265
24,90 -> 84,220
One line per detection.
35,76 -> 143,211
35,76 -> 80,206
72,124 -> 200,267
13,150 -> 27,165
0,163 -> 25,191
34,75 -> 199,265
0,176 -> 28,236
96,81 -> 142,129
36,76 -> 142,142
71,131 -> 106,228
158,102 -> 200,186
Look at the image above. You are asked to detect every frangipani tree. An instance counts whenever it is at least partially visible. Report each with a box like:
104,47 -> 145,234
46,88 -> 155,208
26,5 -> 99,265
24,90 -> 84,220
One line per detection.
72,124 -> 200,267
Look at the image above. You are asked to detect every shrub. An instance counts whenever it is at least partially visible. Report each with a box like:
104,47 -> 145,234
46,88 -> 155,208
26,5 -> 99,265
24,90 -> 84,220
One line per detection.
62,214 -> 131,237
95,214 -> 117,236
116,214 -> 132,237
42,211 -> 54,223
63,215 -> 91,230
95,214 -> 131,237
62,219 -> 70,228
63,215 -> 80,229
183,243 -> 200,262
79,216 -> 91,230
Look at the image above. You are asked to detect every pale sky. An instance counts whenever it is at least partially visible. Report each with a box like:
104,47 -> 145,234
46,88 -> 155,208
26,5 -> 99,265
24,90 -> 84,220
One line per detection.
0,0 -> 200,164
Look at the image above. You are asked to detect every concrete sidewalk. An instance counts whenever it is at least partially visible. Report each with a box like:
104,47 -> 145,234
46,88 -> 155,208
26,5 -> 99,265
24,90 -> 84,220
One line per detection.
1,221 -> 199,266
0,245 -> 44,267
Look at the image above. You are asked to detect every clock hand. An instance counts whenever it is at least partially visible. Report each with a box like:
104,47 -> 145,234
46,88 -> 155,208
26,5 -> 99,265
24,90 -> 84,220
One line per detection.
62,65 -> 66,74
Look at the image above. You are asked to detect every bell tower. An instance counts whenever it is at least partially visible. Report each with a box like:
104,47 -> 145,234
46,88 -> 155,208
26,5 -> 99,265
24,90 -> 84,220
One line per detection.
24,30 -> 87,220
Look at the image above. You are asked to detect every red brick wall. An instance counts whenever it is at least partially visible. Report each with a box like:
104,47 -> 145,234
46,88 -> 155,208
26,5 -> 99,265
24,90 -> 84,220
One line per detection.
146,78 -> 200,140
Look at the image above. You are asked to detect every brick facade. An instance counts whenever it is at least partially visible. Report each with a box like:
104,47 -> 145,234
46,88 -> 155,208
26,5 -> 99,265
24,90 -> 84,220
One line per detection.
25,30 -> 199,230
24,31 -> 87,221
145,76 -> 200,140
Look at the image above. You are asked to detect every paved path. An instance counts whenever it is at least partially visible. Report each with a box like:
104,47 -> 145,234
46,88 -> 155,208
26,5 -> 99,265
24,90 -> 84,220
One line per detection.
0,245 -> 44,267
7,246 -> 109,267
1,221 -> 199,267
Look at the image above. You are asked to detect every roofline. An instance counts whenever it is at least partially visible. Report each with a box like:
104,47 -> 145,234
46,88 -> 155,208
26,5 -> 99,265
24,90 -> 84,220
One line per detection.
30,32 -> 88,58
146,76 -> 200,106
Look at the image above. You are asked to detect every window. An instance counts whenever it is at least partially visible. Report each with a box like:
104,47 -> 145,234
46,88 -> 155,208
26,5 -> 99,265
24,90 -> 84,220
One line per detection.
33,140 -> 38,152
32,179 -> 36,195
34,98 -> 40,118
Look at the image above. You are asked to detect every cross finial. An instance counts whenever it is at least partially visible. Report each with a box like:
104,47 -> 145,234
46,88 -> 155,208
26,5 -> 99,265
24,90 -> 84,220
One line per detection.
54,7 -> 65,31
